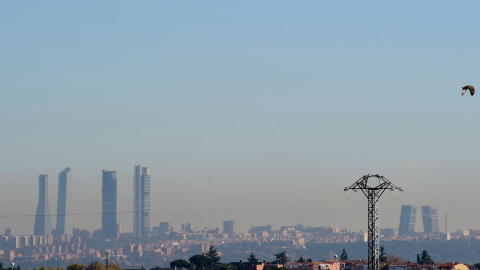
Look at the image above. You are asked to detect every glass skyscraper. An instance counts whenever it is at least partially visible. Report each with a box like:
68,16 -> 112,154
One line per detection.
421,205 -> 440,233
56,167 -> 72,236
133,165 -> 150,237
223,220 -> 236,235
398,205 -> 416,236
34,174 -> 52,235
102,170 -> 118,239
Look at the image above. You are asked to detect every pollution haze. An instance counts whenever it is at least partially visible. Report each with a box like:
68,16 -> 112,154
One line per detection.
1,1 -> 479,235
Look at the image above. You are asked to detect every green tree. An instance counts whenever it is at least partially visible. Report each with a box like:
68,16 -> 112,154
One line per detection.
379,246 -> 388,263
86,262 -> 104,270
306,259 -> 313,263
340,248 -> 348,260
473,263 -> 480,270
247,253 -> 259,264
217,264 -> 236,270
67,264 -> 87,270
297,257 -> 306,263
171,259 -> 194,270
205,246 -> 222,270
274,251 -> 289,265
418,250 -> 434,265
190,254 -> 209,270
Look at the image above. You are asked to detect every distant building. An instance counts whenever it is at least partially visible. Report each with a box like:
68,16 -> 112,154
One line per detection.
223,220 -> 236,235
398,205 -> 417,236
4,228 -> 14,237
133,165 -> 150,237
102,170 -> 118,239
56,167 -> 72,236
181,222 -> 193,233
249,225 -> 272,234
34,174 -> 52,235
156,222 -> 172,235
421,205 -> 440,233
380,228 -> 398,239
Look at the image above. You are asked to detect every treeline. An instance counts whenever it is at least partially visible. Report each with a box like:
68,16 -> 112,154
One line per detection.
170,246 -> 292,270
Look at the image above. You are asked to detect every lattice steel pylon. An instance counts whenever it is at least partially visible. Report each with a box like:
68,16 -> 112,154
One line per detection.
344,174 -> 402,270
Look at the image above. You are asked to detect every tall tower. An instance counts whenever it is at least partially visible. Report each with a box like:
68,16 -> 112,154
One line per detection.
398,205 -> 417,236
223,220 -> 236,235
102,170 -> 118,239
34,174 -> 52,235
133,165 -> 150,237
56,167 -> 72,236
421,205 -> 440,233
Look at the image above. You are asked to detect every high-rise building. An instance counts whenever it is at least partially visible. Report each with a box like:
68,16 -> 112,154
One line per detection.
223,220 -> 236,235
398,205 -> 417,236
56,167 -> 72,236
102,170 -> 118,239
133,165 -> 150,237
421,205 -> 440,233
181,222 -> 193,233
34,174 -> 52,235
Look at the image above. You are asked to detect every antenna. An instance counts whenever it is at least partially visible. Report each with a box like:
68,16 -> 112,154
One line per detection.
345,174 -> 402,270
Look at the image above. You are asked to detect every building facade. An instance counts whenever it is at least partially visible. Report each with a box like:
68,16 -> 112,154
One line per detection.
102,170 -> 118,239
421,205 -> 440,233
133,165 -> 151,237
56,167 -> 72,236
398,205 -> 417,236
223,220 -> 236,235
34,174 -> 52,235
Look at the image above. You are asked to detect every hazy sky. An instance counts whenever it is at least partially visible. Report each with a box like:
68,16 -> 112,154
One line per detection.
1,1 -> 479,235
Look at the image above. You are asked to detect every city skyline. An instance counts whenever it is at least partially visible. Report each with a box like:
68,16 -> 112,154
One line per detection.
2,1 -> 480,236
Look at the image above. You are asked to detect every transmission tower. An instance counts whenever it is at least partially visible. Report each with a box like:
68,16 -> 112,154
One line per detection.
345,174 -> 402,270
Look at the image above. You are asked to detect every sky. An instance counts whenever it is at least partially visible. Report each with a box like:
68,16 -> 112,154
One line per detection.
1,1 -> 480,235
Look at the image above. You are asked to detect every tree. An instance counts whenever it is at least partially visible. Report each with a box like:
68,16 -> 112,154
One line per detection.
473,263 -> 480,270
418,250 -> 434,265
379,246 -> 388,263
247,253 -> 259,264
190,254 -> 209,270
306,259 -> 313,263
86,262 -> 104,270
340,248 -> 348,260
205,246 -> 222,270
171,259 -> 193,270
67,264 -> 87,270
297,257 -> 306,263
274,251 -> 289,265
217,264 -> 236,270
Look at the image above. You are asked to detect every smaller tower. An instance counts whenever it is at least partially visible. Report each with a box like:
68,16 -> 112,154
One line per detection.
34,174 -> 52,235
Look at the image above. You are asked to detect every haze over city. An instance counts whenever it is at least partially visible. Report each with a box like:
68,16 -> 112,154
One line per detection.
1,1 -> 479,237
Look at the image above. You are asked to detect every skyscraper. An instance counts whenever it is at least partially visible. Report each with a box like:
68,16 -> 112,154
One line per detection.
223,220 -> 236,235
398,205 -> 416,236
421,205 -> 440,233
34,174 -> 52,235
102,170 -> 118,239
133,165 -> 150,237
56,167 -> 72,236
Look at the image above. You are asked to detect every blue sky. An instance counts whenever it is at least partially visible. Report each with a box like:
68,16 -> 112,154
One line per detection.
1,1 -> 480,235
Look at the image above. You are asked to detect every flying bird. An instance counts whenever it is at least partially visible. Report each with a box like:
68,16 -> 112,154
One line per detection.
462,85 -> 475,96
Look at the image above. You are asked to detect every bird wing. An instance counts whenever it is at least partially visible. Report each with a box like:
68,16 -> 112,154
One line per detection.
462,89 -> 467,96
470,86 -> 475,96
